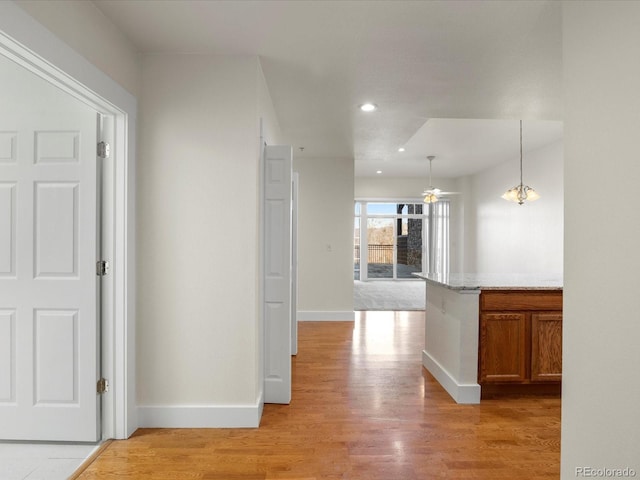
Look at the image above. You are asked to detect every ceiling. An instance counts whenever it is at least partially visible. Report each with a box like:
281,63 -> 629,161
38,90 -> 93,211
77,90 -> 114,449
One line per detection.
92,0 -> 563,178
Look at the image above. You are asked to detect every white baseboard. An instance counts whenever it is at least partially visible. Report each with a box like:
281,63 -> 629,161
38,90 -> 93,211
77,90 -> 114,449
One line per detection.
297,311 -> 355,321
256,390 -> 264,424
137,401 -> 262,428
422,350 -> 481,404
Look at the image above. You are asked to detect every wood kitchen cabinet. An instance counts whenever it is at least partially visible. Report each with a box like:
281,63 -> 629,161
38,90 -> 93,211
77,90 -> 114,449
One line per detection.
531,312 -> 563,382
479,312 -> 527,383
479,290 -> 562,395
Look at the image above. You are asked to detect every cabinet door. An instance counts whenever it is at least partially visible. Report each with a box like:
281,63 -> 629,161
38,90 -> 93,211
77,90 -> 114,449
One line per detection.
531,313 -> 562,382
479,313 -> 527,383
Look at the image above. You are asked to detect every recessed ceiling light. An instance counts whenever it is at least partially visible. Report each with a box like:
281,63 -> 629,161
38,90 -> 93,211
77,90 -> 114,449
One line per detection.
376,170 -> 382,174
359,103 -> 377,112
398,147 -> 405,152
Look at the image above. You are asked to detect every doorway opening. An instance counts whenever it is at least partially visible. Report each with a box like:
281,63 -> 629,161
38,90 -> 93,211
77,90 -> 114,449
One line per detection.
353,200 -> 450,311
354,201 -> 428,281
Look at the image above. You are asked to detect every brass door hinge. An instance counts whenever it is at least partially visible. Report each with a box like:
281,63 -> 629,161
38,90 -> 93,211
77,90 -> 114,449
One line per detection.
97,378 -> 109,394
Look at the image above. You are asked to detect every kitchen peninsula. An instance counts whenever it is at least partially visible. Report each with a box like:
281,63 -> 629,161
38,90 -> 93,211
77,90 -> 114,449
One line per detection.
414,273 -> 563,404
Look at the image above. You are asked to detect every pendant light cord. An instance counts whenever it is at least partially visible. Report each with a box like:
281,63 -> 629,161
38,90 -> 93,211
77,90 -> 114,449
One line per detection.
502,119 -> 539,204
520,120 -> 523,187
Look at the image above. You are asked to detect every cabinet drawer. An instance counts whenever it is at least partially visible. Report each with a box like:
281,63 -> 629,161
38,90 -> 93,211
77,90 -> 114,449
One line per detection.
481,291 -> 562,311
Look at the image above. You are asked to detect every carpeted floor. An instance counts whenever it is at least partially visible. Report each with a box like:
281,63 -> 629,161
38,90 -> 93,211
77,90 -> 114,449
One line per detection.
354,280 -> 425,311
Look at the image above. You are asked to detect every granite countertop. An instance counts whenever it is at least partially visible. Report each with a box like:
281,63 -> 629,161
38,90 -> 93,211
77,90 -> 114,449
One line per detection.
412,272 -> 563,291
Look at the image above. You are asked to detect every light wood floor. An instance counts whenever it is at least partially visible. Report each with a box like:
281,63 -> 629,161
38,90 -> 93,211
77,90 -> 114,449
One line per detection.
77,311 -> 560,479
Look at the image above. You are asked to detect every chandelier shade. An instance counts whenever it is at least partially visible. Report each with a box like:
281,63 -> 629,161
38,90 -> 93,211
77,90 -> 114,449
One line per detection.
423,192 -> 439,204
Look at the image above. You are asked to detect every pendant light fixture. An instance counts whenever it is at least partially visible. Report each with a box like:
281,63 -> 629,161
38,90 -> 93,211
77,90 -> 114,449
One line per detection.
423,156 -> 440,204
502,120 -> 540,205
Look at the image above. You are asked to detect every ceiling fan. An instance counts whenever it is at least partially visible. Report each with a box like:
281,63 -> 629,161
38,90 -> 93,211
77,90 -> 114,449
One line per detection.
421,155 -> 459,203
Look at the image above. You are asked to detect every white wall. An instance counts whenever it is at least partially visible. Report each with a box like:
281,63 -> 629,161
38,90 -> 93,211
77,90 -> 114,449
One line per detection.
295,156 -> 354,319
461,140 -> 564,274
355,176 -> 457,200
257,61 -> 282,147
15,0 -> 140,96
137,55 -> 265,415
354,146 -> 563,277
562,2 -> 640,477
8,0 -> 284,426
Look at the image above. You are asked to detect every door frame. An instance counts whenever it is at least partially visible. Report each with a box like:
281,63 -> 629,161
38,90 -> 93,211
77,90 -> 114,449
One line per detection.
0,3 -> 137,439
291,172 -> 298,356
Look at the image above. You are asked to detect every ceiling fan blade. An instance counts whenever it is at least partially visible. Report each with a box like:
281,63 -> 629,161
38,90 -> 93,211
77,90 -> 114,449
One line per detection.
422,189 -> 461,196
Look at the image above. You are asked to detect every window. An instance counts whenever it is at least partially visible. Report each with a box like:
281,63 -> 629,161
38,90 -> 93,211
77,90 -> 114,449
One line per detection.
354,201 -> 449,280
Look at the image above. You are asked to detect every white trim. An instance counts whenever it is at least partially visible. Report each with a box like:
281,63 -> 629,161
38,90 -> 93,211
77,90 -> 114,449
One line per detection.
99,113 -> 116,439
297,311 -> 355,321
257,122 -> 266,419
0,1 -> 136,439
137,404 -> 263,429
355,197 -> 424,203
422,350 -> 481,404
256,390 -> 264,422
291,172 -> 299,355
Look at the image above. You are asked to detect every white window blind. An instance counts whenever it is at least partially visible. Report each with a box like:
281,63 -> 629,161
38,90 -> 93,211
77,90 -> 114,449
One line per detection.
428,200 -> 450,275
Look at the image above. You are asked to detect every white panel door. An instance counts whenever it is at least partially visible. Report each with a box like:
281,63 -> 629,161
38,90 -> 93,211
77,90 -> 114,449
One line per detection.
0,68 -> 100,440
263,145 -> 292,404
291,172 -> 298,356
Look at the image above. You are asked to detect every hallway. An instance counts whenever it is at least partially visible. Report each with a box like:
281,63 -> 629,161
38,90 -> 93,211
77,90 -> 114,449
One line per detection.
75,311 -> 560,479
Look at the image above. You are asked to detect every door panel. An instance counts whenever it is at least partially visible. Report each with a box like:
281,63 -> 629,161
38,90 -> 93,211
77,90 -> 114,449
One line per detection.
0,183 -> 15,276
263,145 -> 292,404
34,310 -> 78,404
35,183 -> 79,276
0,309 -> 15,402
479,313 -> 527,383
0,56 -> 99,441
531,313 -> 563,382
366,217 -> 394,279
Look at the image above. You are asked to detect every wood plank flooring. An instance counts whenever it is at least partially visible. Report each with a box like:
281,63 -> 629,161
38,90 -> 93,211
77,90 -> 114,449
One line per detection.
77,311 -> 560,479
